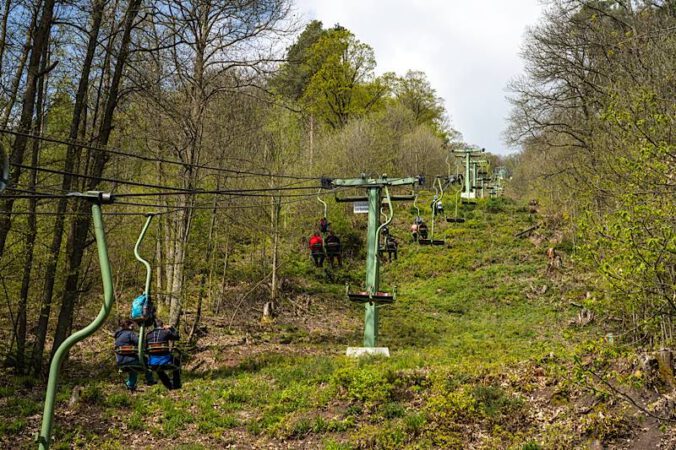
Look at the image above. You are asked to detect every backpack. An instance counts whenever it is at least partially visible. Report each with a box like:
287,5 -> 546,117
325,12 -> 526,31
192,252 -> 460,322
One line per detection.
130,293 -> 154,325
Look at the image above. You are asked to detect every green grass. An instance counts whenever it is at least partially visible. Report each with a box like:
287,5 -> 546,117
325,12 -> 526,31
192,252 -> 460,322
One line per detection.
1,198 -> 604,449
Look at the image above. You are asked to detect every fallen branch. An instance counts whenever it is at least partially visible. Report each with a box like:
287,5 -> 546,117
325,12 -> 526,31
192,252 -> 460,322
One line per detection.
580,364 -> 675,422
515,224 -> 540,238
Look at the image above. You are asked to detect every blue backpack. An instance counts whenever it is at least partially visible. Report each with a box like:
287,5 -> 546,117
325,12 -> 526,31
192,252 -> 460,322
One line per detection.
130,293 -> 153,324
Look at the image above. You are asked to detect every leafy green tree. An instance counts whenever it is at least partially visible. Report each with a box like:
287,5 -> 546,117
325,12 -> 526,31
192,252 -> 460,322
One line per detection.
272,20 -> 326,101
302,26 -> 389,129
394,70 -> 447,137
506,0 -> 675,345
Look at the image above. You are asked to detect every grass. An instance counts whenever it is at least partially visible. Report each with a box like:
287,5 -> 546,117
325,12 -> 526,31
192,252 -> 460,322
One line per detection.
1,197 -> 621,449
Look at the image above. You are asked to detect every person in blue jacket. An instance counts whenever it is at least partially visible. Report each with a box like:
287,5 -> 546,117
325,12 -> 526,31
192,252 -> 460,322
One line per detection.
146,319 -> 181,390
114,319 -> 155,391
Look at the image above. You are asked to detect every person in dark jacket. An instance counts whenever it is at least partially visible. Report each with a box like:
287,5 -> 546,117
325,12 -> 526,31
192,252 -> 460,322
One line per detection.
114,319 -> 155,391
418,222 -> 429,240
385,235 -> 398,262
319,217 -> 329,233
325,231 -> 342,267
431,195 -> 438,215
146,319 -> 181,390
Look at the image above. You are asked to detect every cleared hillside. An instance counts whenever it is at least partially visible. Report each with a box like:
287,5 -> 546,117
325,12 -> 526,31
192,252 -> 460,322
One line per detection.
1,198 -> 673,449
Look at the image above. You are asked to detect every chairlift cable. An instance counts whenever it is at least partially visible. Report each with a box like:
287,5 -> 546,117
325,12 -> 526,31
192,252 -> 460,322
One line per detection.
0,127 -> 320,181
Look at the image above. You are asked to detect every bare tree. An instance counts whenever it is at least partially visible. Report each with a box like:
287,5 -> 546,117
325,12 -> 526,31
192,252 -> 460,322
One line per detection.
139,0 -> 292,327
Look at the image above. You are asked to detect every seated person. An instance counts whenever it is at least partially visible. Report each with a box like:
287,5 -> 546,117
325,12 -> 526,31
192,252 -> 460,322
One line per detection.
430,195 -> 438,214
325,231 -> 342,267
418,222 -> 429,240
385,235 -> 398,262
114,319 -> 155,391
411,223 -> 419,242
319,217 -> 329,233
146,319 -> 181,390
308,232 -> 325,267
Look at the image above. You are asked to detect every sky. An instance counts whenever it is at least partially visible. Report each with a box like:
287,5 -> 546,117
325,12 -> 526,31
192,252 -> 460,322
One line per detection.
292,0 -> 546,155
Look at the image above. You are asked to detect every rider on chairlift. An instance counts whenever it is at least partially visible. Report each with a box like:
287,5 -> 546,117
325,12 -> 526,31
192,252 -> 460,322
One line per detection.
435,199 -> 444,217
384,234 -> 398,262
319,217 -> 329,233
430,195 -> 438,214
309,232 -> 325,267
325,230 -> 342,267
114,319 -> 155,391
418,221 -> 429,240
146,319 -> 181,390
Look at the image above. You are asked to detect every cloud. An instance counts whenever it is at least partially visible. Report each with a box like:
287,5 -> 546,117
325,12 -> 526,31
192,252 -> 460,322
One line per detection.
292,0 -> 544,154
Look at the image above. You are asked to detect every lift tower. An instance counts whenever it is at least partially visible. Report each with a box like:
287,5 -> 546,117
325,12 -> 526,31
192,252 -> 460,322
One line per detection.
452,146 -> 484,200
332,175 -> 417,356
470,159 -> 489,199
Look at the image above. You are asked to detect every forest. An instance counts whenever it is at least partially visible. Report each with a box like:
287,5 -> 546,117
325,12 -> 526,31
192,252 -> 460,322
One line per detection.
0,0 -> 673,448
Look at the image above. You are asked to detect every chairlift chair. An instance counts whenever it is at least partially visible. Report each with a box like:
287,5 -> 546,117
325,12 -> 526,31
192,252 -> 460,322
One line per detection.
346,285 -> 396,304
422,178 -> 446,246
446,185 -> 466,223
146,342 -> 181,371
346,185 -> 397,304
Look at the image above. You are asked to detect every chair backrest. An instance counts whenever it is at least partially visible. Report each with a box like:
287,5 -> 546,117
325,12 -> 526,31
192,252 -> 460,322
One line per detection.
115,345 -> 137,356
147,342 -> 172,354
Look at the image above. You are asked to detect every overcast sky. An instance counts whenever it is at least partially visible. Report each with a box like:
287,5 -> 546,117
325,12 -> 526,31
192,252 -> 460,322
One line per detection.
292,0 -> 545,155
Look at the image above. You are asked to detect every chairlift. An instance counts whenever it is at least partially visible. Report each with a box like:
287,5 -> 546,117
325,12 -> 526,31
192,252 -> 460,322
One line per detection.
115,214 -> 181,375
422,178 -> 445,246
346,186 -> 397,305
317,189 -> 342,267
317,189 -> 330,233
446,183 -> 466,223
347,286 -> 395,304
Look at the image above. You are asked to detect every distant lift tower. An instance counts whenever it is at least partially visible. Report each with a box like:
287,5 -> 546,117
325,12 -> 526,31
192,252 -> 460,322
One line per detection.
332,174 -> 417,357
471,159 -> 488,199
453,146 -> 485,200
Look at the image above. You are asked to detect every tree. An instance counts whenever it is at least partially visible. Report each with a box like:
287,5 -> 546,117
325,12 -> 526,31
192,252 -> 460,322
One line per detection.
394,70 -> 447,137
302,26 -> 389,129
138,0 -> 292,328
271,19 -> 326,101
31,0 -> 106,375
506,0 -> 675,345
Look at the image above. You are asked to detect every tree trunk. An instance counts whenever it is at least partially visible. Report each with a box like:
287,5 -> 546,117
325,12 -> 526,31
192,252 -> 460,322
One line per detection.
50,0 -> 141,360
188,195 -> 218,345
0,0 -> 12,75
214,233 -> 230,315
0,0 -> 54,259
270,195 -> 282,306
188,180 -> 220,343
168,29 -> 206,328
309,114 -> 314,167
31,0 -> 105,374
168,200 -> 193,328
0,6 -> 35,128
12,44 -> 48,373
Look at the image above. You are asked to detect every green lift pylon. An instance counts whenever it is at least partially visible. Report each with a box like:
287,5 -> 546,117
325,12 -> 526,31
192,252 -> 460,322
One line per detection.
452,146 -> 484,201
332,175 -> 417,356
471,159 -> 488,199
38,192 -> 115,450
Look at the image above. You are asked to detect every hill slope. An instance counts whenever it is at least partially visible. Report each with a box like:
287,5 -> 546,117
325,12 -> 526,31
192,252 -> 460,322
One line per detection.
1,198 -> 673,449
